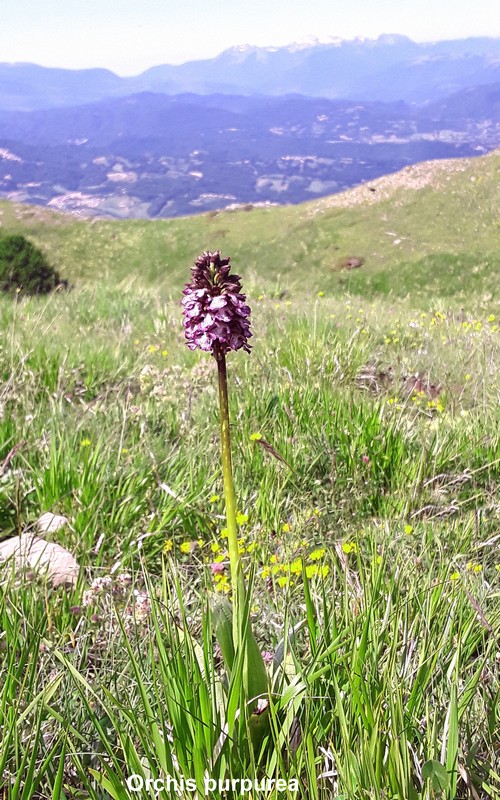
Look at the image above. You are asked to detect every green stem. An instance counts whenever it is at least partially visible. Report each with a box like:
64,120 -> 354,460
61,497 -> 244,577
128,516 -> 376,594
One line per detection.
215,348 -> 246,645
215,347 -> 270,747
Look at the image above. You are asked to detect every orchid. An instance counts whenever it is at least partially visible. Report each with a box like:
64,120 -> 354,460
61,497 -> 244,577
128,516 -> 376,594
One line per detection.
182,250 -> 269,753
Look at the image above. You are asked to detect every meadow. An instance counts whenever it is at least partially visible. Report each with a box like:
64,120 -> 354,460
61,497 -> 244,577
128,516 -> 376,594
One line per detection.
0,152 -> 499,799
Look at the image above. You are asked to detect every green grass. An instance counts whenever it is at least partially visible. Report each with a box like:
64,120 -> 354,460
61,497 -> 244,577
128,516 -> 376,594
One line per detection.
0,152 -> 499,799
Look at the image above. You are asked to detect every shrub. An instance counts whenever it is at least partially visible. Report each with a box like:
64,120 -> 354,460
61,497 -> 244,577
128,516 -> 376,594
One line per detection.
0,233 -> 67,295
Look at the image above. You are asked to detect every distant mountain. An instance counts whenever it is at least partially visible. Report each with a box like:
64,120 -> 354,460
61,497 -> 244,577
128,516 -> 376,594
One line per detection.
1,35 -> 500,110
423,81 -> 500,122
0,87 -> 497,219
140,35 -> 500,104
0,64 -> 123,112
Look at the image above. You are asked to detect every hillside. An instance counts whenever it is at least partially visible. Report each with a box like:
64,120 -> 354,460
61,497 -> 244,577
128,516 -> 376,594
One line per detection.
0,136 -> 499,800
0,149 -> 498,310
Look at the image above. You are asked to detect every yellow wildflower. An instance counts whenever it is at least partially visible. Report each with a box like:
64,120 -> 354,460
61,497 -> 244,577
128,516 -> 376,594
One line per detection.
163,539 -> 173,553
214,575 -> 230,593
309,548 -> 326,561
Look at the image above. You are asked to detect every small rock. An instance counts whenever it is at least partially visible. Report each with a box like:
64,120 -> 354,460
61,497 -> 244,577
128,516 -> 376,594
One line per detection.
37,512 -> 69,534
0,534 -> 80,587
337,256 -> 365,270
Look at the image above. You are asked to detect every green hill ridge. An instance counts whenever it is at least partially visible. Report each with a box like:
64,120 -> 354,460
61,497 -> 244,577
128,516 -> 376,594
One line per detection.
0,149 -> 498,309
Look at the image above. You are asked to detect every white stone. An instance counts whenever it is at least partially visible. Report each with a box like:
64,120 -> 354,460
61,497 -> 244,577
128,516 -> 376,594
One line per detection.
0,534 -> 80,587
37,512 -> 69,534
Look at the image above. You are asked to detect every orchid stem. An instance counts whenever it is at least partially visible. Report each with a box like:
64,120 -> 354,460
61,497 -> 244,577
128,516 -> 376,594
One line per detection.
216,348 -> 246,647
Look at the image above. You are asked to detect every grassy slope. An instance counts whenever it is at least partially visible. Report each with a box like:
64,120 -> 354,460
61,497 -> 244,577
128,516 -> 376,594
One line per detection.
0,149 -> 499,308
0,151 -> 499,798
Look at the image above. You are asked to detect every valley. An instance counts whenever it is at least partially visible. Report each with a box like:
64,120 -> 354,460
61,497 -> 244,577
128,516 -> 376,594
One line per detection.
0,87 -> 498,218
1,35 -> 499,219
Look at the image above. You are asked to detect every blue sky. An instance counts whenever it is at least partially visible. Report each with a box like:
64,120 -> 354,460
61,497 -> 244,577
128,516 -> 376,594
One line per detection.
2,0 -> 500,75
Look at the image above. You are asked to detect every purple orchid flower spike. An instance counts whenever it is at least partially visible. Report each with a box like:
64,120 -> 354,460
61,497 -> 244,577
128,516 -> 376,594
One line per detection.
181,251 -> 252,354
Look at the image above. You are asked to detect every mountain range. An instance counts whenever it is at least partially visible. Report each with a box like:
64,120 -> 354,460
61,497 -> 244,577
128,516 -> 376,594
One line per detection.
0,35 -> 499,219
1,35 -> 500,111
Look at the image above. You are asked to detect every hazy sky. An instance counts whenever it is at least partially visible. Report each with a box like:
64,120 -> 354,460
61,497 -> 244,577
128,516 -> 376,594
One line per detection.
3,0 -> 500,75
